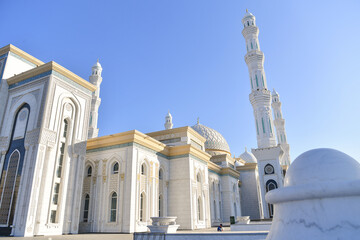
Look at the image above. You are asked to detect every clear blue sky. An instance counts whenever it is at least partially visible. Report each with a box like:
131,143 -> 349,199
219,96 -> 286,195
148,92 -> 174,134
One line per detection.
1,1 -> 359,162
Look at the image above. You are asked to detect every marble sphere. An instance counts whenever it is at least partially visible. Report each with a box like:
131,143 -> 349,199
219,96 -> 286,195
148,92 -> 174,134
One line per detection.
285,148 -> 360,187
265,148 -> 360,240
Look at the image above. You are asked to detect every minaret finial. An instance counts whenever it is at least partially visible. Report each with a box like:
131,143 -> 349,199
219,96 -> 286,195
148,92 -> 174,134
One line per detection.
97,58 -> 99,63
197,117 -> 199,124
246,9 -> 248,13
245,147 -> 247,152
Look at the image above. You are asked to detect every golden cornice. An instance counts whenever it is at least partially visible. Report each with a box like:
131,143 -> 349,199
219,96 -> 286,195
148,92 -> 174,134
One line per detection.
146,126 -> 207,143
220,167 -> 240,178
7,61 -> 96,92
87,130 -> 168,155
168,144 -> 211,163
236,162 -> 258,171
206,148 -> 231,156
0,44 -> 44,66
208,161 -> 221,174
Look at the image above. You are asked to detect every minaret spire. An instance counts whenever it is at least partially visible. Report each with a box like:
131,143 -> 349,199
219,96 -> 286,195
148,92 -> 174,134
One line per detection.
272,89 -> 291,165
242,10 -> 276,148
88,60 -> 103,139
164,111 -> 173,130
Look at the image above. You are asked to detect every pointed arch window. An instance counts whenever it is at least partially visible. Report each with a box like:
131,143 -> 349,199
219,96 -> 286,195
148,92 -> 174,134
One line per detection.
255,75 -> 259,87
234,203 -> 237,217
158,195 -> 163,217
250,77 -> 253,89
256,120 -> 259,135
269,119 -> 273,134
197,197 -> 202,220
140,192 -> 145,221
141,163 -> 146,175
251,42 -> 253,49
83,194 -> 90,222
266,180 -> 278,218
87,166 -> 92,177
159,169 -> 163,180
261,118 -> 266,134
262,75 -> 265,87
197,173 -> 201,183
112,162 -> 119,174
110,192 -> 117,222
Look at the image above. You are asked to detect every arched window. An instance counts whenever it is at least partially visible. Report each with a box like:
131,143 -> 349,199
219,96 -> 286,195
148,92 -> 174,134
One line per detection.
140,192 -> 145,221
213,200 -> 217,219
87,166 -> 92,177
256,120 -> 259,135
251,42 -> 253,49
159,169 -> 163,180
83,194 -> 90,222
233,184 -> 236,193
262,118 -> 266,134
250,78 -> 254,89
234,203 -> 237,217
269,119 -> 273,134
63,119 -> 69,137
110,192 -> 117,222
141,163 -> 146,175
196,173 -> 201,183
264,164 -> 275,175
197,197 -> 203,221
51,118 -> 69,223
158,195 -> 162,217
112,162 -> 119,174
255,75 -> 259,87
266,180 -> 278,218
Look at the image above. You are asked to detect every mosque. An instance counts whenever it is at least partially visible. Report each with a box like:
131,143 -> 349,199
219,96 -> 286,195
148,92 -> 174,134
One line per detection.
0,11 -> 290,237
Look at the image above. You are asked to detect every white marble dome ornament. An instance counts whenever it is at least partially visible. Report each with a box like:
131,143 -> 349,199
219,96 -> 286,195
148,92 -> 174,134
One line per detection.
265,148 -> 360,240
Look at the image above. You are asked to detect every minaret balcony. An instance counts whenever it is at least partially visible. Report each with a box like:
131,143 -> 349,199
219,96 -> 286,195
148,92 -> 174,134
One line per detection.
245,50 -> 264,65
242,26 -> 259,37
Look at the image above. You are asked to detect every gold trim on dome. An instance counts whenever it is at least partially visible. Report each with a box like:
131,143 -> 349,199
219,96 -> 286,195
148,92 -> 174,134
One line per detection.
0,44 -> 44,66
7,61 -> 96,92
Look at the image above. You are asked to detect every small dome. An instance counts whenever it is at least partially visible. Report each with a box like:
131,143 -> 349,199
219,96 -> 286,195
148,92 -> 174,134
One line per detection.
240,148 -> 257,163
166,111 -> 172,118
284,148 -> 360,187
92,59 -> 102,69
243,9 -> 254,18
191,123 -> 230,154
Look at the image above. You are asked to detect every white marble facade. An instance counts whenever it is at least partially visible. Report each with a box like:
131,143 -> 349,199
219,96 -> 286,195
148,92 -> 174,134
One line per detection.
0,10 -> 291,237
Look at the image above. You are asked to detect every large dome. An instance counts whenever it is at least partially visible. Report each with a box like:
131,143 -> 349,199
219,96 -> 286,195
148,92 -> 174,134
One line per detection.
191,123 -> 231,155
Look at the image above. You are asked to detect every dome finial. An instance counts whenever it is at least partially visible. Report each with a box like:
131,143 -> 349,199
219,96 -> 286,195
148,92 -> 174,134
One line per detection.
197,117 -> 199,124
246,9 -> 248,13
245,146 -> 247,152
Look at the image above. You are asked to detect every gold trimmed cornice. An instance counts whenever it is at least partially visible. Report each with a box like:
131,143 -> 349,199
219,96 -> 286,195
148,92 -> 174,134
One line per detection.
0,44 -> 44,66
146,126 -> 207,143
7,61 -> 96,92
220,167 -> 240,178
236,162 -> 258,171
87,130 -> 168,154
208,161 -> 221,174
168,144 -> 211,163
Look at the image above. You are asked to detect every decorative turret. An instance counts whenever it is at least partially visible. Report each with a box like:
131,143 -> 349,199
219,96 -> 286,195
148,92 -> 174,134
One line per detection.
88,60 -> 102,139
272,89 -> 290,166
164,111 -> 173,130
242,10 -> 276,148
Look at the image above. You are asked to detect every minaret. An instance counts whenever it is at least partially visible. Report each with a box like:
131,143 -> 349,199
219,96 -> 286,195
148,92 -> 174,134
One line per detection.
272,89 -> 290,165
164,111 -> 173,130
88,60 -> 102,139
242,10 -> 276,148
